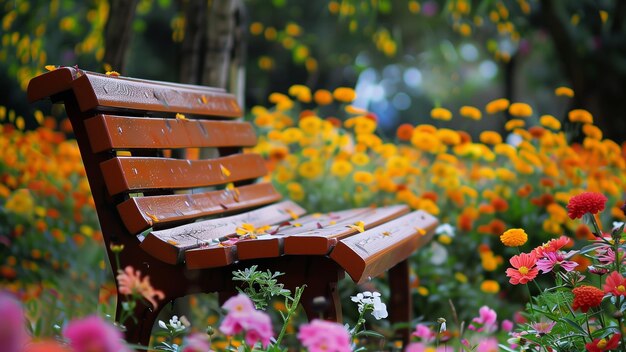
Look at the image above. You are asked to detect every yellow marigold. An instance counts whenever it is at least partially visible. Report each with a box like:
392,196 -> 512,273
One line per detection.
333,87 -> 357,103
513,128 -> 531,140
455,272 -> 468,283
353,116 -> 377,135
479,131 -> 502,145
288,84 -> 312,103
249,22 -> 264,35
298,161 -> 322,179
540,114 -> 561,130
504,119 -> 525,131
430,107 -> 452,121
494,144 -> 517,159
353,171 -> 374,184
268,92 -> 290,104
299,116 -> 322,134
495,167 -> 516,181
286,182 -> 304,201
555,86 -> 574,97
436,128 -> 461,145
411,131 -> 441,153
459,105 -> 482,120
480,280 -> 500,294
582,124 -> 603,140
568,109 -> 593,124
509,102 -> 533,117
282,128 -> 303,144
350,152 -> 370,166
485,98 -> 509,114
314,89 -> 333,105
5,189 -> 34,216
415,124 -> 437,134
330,159 -> 353,178
500,228 -> 528,247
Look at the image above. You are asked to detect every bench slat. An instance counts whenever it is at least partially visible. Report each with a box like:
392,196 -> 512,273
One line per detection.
329,210 -> 438,284
140,200 -> 306,265
235,207 -> 374,260
117,182 -> 282,234
85,114 -> 257,152
100,153 -> 267,195
282,205 -> 410,255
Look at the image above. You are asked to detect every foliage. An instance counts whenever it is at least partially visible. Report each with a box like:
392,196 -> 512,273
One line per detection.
232,265 -> 291,310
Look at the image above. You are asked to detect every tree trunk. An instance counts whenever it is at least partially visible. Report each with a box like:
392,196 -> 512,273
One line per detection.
178,0 -> 209,84
103,0 -> 140,73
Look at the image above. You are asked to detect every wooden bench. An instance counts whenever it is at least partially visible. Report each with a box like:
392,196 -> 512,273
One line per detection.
27,67 -> 438,347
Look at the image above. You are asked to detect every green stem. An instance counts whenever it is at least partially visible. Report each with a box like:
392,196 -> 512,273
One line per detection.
525,283 -> 535,317
274,285 -> 305,346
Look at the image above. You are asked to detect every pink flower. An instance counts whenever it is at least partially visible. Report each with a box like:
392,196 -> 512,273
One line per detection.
501,319 -> 514,332
0,292 -> 29,352
405,342 -> 448,352
219,294 -> 273,348
567,192 -> 607,219
63,315 -> 130,352
469,306 -> 497,333
506,252 -> 539,285
532,236 -> 571,258
476,338 -> 499,352
182,333 -> 212,352
297,319 -> 351,352
536,251 -> 579,273
412,323 -> 435,343
530,320 -> 556,336
604,271 -> 626,296
116,266 -> 165,309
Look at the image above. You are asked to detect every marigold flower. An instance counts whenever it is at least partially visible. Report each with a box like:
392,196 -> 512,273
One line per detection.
585,333 -> 621,352
603,271 -> 626,296
330,159 -> 353,178
332,87 -> 356,103
582,124 -> 603,140
540,114 -> 561,130
567,192 -> 608,219
314,89 -> 333,105
506,252 -> 538,285
459,106 -> 482,120
396,123 -> 414,141
430,107 -> 452,121
504,119 -> 525,131
479,131 -> 502,145
480,280 -> 500,294
555,86 -> 574,97
509,102 -> 533,117
572,285 -> 604,312
568,109 -> 593,124
485,98 -> 509,114
500,228 -> 528,247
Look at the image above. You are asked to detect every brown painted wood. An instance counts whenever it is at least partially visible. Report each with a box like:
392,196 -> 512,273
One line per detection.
283,205 -> 410,255
117,182 -> 282,234
26,67 -> 77,102
235,207 -> 373,260
329,210 -> 438,284
84,114 -> 257,152
389,259 -> 411,346
100,153 -> 267,195
140,200 -> 305,265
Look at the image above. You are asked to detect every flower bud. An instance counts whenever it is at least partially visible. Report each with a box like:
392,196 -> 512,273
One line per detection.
206,326 -> 214,336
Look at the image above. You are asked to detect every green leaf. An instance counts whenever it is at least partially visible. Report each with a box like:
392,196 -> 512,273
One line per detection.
560,317 -> 587,335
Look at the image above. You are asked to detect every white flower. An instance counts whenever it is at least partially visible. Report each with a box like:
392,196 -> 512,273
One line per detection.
429,242 -> 448,265
435,223 -> 455,237
158,320 -> 167,329
371,296 -> 388,320
350,291 -> 388,320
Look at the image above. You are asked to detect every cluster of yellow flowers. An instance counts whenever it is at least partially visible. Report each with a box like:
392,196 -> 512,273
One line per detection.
251,84 -> 626,294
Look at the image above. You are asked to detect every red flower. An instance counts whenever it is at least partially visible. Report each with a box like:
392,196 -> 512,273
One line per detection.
604,271 -> 626,296
572,285 -> 604,312
567,192 -> 608,219
585,333 -> 621,352
505,252 -> 539,285
532,236 -> 571,258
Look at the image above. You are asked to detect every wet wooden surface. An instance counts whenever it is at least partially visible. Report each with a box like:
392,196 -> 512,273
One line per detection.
85,114 -> 257,152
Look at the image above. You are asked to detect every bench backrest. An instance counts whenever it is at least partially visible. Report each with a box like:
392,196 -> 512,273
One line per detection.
27,67 -> 286,268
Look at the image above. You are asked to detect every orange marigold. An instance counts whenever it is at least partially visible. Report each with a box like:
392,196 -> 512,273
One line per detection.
572,285 -> 604,312
396,123 -> 414,141
500,228 -> 528,247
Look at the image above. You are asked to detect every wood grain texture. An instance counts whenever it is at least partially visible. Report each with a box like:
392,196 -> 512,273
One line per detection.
235,207 -> 373,260
27,67 -> 77,103
71,70 -> 242,117
282,205 -> 410,255
139,200 -> 305,265
117,182 -> 282,234
329,210 -> 438,284
100,153 -> 267,195
84,114 -> 257,152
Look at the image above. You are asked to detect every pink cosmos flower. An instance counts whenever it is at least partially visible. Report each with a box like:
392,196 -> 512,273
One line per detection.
476,337 -> 499,352
532,236 -> 571,258
63,315 -> 131,352
469,306 -> 497,333
596,246 -> 617,264
501,319 -> 514,332
0,292 -> 29,352
412,323 -> 436,343
536,251 -> 579,273
530,320 -> 556,336
116,266 -> 165,309
297,319 -> 351,352
604,271 -> 626,296
506,252 -> 539,285
219,294 -> 273,348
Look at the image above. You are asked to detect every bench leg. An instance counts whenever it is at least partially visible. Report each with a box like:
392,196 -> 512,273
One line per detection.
389,259 -> 411,348
301,278 -> 342,322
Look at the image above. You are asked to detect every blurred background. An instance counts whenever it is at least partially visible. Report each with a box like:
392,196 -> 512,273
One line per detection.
2,0 -> 626,140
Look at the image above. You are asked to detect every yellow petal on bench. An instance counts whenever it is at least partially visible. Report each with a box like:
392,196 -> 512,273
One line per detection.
220,164 -> 231,177
201,95 -> 208,104
145,211 -> 160,223
106,71 -> 120,77
175,113 -> 187,120
286,208 -> 300,220
45,65 -> 57,71
347,221 -> 365,233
